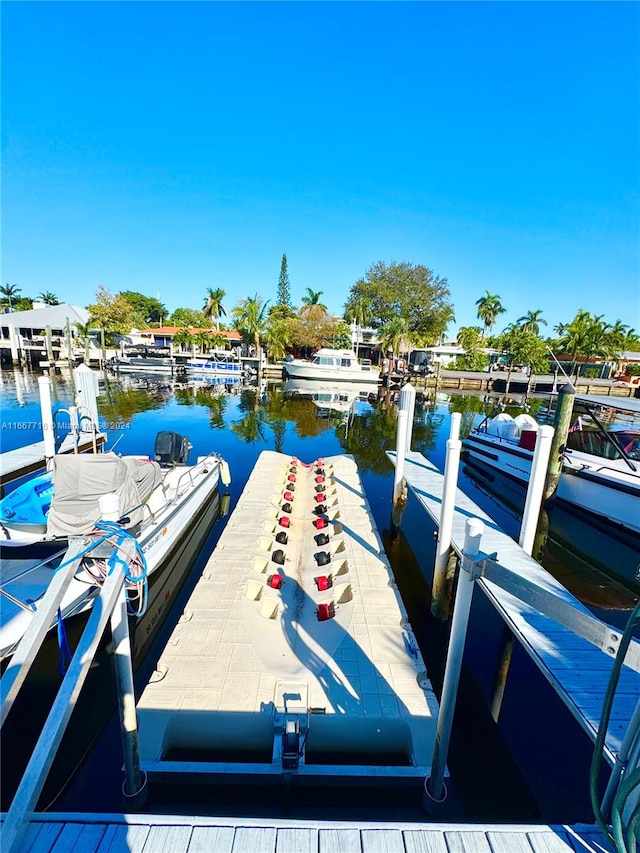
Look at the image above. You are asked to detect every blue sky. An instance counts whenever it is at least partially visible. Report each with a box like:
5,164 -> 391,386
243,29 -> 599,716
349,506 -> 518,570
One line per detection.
2,1 -> 639,338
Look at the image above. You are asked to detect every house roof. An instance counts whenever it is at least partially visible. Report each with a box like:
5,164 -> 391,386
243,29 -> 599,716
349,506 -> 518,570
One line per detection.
0,303 -> 89,329
143,327 -> 242,340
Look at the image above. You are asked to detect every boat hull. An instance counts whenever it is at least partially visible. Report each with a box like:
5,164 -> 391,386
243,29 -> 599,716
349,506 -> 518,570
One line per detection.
463,433 -> 640,537
284,362 -> 379,384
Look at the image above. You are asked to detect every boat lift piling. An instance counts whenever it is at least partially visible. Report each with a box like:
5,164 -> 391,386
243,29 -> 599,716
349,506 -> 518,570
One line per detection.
390,383 -> 416,538
37,376 -> 56,467
518,424 -> 554,555
431,413 -> 462,620
425,518 -> 485,810
543,382 -> 576,502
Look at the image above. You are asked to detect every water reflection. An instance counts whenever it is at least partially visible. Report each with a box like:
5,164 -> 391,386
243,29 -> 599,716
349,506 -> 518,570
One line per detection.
2,368 -> 637,620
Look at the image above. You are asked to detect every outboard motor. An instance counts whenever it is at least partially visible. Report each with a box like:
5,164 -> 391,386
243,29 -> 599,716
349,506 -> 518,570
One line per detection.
154,431 -> 190,466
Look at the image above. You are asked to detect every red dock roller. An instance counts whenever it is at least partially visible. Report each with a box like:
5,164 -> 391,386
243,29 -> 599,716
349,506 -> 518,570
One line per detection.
283,490 -> 294,501
313,518 -> 328,530
314,493 -> 326,503
317,602 -> 334,621
268,574 -> 283,589
315,575 -> 333,591
278,516 -> 291,528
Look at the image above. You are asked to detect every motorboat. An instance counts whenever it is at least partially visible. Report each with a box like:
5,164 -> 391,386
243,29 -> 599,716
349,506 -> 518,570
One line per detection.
107,346 -> 181,375
282,348 -> 380,384
184,350 -> 244,377
462,394 -> 640,538
0,430 -> 231,661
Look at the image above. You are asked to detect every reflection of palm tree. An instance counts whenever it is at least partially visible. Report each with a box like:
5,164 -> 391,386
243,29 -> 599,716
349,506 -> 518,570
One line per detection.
203,287 -> 227,330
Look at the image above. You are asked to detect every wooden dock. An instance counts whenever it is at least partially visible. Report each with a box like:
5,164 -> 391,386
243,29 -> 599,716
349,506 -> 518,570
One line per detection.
0,432 -> 106,493
7,813 -> 611,852
137,450 -> 439,785
394,450 -> 640,764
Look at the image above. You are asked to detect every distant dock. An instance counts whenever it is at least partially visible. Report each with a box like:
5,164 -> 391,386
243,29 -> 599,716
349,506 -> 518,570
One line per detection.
137,450 -> 440,785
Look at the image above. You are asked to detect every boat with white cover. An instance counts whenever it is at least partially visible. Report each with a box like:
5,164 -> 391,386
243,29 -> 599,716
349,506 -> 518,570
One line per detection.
0,431 -> 230,661
283,348 -> 380,384
462,395 -> 640,538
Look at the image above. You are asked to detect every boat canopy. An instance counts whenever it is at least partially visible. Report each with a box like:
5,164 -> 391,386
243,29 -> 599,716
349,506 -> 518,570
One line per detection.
46,454 -> 162,537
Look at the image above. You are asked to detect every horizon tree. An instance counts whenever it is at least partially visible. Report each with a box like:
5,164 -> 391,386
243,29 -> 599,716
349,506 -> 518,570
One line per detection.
345,261 -> 454,344
38,291 -> 60,306
517,309 -> 547,336
232,294 -> 269,360
378,316 -> 414,358
203,287 -> 227,330
277,254 -> 292,308
475,291 -> 506,336
1,283 -> 21,309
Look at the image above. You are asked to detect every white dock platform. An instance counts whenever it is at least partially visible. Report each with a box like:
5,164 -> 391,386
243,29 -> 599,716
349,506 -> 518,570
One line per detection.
394,450 -> 640,765
7,813 -> 611,853
137,451 -> 439,784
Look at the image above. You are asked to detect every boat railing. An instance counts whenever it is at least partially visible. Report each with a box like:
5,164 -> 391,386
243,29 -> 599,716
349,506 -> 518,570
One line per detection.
0,537 -> 144,853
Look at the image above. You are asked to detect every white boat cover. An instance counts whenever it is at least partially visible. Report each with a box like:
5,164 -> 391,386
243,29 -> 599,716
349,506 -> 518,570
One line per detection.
46,454 -> 162,537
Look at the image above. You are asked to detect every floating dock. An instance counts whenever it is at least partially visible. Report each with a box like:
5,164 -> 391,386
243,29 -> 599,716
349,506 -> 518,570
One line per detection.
137,450 -> 439,784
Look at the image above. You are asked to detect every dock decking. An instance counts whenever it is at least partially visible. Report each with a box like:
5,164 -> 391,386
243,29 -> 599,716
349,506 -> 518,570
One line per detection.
137,451 -> 439,784
10,814 -> 611,853
0,433 -> 106,492
393,450 -> 640,764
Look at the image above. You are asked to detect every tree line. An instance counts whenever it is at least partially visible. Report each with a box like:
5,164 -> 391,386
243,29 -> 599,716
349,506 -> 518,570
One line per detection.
3,259 -> 638,375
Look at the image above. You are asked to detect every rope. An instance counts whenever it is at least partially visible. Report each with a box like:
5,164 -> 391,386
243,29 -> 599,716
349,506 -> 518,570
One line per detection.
589,598 -> 640,852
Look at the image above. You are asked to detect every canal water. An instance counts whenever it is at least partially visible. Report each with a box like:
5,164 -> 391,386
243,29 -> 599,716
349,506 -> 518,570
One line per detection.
1,368 -> 638,823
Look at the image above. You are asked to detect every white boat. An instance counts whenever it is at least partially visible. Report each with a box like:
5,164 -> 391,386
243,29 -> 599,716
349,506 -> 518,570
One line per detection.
108,346 -> 179,375
462,395 -> 640,538
184,351 -> 244,377
282,348 -> 380,384
0,431 -> 231,661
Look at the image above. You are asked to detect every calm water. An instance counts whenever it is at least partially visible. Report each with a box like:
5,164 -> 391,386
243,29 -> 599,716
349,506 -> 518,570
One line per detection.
1,367 -> 638,822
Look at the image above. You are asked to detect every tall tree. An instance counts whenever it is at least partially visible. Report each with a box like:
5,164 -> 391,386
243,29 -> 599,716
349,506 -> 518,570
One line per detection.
119,291 -> 167,325
86,285 -> 134,337
0,283 -> 21,309
232,294 -> 269,357
517,309 -> 547,336
37,291 -> 60,306
378,316 -> 414,358
203,287 -> 227,330
169,307 -> 207,327
277,254 -> 292,308
349,295 -> 373,359
173,327 -> 194,351
345,261 -> 454,345
475,291 -> 506,336
301,288 -> 326,310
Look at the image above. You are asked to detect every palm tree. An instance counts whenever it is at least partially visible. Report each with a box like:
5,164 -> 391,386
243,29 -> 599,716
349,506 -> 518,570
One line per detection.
517,310 -> 547,335
301,288 -> 327,310
193,330 -> 213,354
232,294 -> 269,362
38,291 -> 60,306
378,316 -> 414,358
351,295 -> 373,359
265,316 -> 292,362
0,283 -> 21,309
203,287 -> 227,331
173,327 -> 194,352
475,291 -> 506,336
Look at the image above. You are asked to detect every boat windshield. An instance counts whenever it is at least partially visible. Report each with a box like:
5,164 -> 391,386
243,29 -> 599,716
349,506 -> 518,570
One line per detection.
566,429 -> 640,460
313,356 -> 337,366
